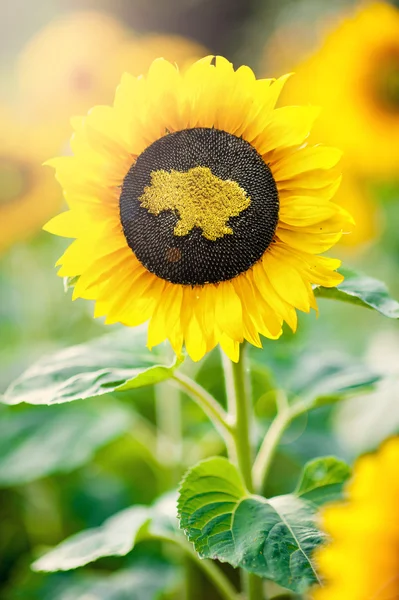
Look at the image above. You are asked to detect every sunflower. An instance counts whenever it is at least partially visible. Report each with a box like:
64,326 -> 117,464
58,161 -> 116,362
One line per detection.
17,11 -> 129,125
112,33 -> 208,77
45,56 -> 350,362
17,11 -> 206,131
0,107 -> 61,254
277,2 -> 399,177
312,437 -> 399,600
335,173 -> 381,249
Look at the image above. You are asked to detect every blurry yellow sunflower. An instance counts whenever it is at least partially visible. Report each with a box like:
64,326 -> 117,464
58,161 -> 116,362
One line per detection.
279,2 -> 399,178
45,56 -> 350,362
337,174 -> 382,248
17,11 -> 129,124
0,107 -> 61,254
112,33 -> 208,77
17,11 -> 207,131
312,437 -> 399,600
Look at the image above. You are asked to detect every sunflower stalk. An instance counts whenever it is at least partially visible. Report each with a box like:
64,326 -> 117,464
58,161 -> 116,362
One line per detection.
155,382 -> 183,488
149,533 -> 240,600
252,395 -> 310,494
222,347 -> 266,600
172,371 -> 234,449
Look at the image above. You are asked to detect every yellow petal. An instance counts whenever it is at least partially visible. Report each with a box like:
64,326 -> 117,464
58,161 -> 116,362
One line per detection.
218,333 -> 240,363
85,105 -> 134,156
56,238 -> 95,276
104,271 -> 155,322
276,227 -> 343,254
279,198 -> 338,227
252,261 -> 298,332
147,301 -> 167,349
255,106 -> 320,154
185,314 -> 207,362
72,248 -> 133,299
44,210 -> 82,238
145,58 -> 188,133
263,247 -> 313,312
215,280 -> 244,341
165,285 -> 184,356
232,276 -> 262,347
246,270 -> 284,337
274,244 -> 343,288
274,145 -> 342,181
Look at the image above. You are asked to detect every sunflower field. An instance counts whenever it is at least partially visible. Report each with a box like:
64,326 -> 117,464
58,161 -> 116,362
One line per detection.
1,1 -> 399,599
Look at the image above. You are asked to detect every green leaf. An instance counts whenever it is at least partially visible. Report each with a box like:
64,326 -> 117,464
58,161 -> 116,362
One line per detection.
2,327 -> 181,405
290,354 -> 379,408
32,492 -> 179,572
178,457 -> 324,593
333,379 -> 399,458
314,267 -> 399,318
0,399 -> 133,487
33,506 -> 151,572
295,456 -> 351,506
51,564 -> 177,600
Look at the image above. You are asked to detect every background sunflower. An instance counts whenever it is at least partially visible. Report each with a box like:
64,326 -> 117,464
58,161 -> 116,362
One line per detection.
273,2 -> 399,178
262,1 -> 399,254
0,106 -> 61,253
16,10 -> 208,140
312,437 -> 399,600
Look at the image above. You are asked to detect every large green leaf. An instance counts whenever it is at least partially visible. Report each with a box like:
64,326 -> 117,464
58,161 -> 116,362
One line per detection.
0,399 -> 132,486
178,457 -> 324,593
252,348 -> 379,414
33,492 -> 179,572
52,564 -> 177,600
33,506 -> 151,572
314,267 -> 399,318
334,378 -> 399,458
295,456 -> 350,506
289,353 -> 379,408
2,327 -> 181,405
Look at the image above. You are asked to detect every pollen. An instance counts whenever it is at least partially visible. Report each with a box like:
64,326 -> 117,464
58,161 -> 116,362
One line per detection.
139,166 -> 251,241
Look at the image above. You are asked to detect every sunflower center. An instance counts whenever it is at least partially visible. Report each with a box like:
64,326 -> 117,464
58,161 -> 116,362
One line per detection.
0,159 -> 28,205
70,67 -> 94,92
373,51 -> 399,112
119,127 -> 279,285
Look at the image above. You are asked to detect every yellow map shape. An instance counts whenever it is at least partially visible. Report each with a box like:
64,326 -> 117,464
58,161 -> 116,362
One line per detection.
139,166 -> 250,241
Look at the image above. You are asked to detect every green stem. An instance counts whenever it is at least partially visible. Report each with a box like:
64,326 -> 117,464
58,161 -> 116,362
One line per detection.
222,347 -> 265,600
172,371 -> 234,447
155,381 -> 182,486
252,399 -> 309,494
183,556 -> 203,600
229,354 -> 254,492
152,534 -> 240,600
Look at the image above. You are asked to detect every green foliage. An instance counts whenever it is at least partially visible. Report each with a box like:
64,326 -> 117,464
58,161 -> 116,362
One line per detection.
50,564 -> 177,600
63,276 -> 79,292
289,353 -> 380,408
295,456 -> 351,505
252,348 -> 380,415
0,399 -> 133,486
314,267 -> 399,318
2,328 -> 182,406
33,493 -> 178,572
178,457 -> 330,593
16,563 -> 178,600
3,234 -> 398,599
33,506 -> 151,572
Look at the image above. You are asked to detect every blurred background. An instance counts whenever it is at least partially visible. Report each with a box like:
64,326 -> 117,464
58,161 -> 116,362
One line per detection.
1,0 -> 399,598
